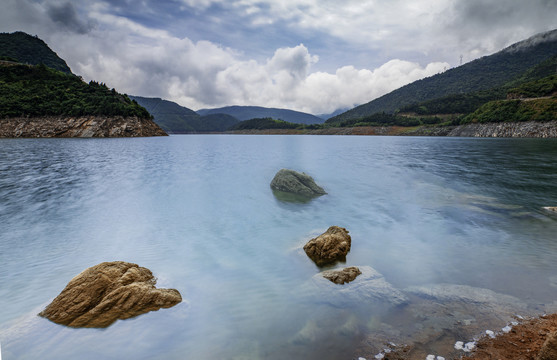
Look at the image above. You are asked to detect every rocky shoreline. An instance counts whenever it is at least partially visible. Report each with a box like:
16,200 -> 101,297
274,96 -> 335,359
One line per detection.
403,120 -> 557,138
0,115 -> 167,137
225,120 -> 557,138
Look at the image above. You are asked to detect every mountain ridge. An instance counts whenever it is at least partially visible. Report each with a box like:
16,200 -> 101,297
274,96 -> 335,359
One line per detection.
0,31 -> 72,74
328,29 -> 557,124
130,96 -> 239,133
197,105 -> 324,125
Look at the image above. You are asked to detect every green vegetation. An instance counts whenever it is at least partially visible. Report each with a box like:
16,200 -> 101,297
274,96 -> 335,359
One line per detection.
508,75 -> 557,98
229,117 -> 301,130
0,32 -> 72,73
0,63 -> 151,118
328,30 -> 557,124
334,112 -> 444,128
460,98 -> 557,124
398,90 -> 504,116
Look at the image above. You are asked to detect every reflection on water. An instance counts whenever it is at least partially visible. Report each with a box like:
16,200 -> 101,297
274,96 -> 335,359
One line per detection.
1,135 -> 557,359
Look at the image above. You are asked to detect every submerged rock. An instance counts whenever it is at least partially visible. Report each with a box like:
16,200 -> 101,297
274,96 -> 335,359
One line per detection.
305,266 -> 408,307
303,226 -> 351,266
404,284 -> 527,309
39,261 -> 182,328
322,266 -> 362,284
270,169 -> 326,198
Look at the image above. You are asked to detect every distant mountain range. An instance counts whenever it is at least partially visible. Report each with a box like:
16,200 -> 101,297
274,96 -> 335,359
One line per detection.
328,29 -> 557,124
197,106 -> 325,125
131,99 -> 327,133
129,96 -> 239,133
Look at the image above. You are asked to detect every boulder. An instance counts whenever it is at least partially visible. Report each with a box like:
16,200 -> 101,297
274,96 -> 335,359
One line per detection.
537,331 -> 557,360
39,261 -> 182,328
305,266 -> 408,307
322,266 -> 362,284
303,226 -> 351,266
270,169 -> 326,198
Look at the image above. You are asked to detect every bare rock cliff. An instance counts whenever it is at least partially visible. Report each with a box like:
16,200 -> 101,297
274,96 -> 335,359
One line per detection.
0,115 -> 167,137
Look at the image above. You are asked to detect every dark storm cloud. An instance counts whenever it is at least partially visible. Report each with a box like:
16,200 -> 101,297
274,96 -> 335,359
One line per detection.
46,2 -> 94,34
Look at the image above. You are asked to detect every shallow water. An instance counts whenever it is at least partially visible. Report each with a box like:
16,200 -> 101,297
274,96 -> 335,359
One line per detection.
1,135 -> 557,359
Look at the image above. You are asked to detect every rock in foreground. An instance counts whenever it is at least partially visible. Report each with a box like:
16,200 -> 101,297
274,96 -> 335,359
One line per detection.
39,261 -> 181,328
303,226 -> 351,266
270,169 -> 326,198
322,266 -> 362,284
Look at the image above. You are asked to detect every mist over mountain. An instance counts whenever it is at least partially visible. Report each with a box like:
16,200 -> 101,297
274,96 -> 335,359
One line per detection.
197,106 -> 325,125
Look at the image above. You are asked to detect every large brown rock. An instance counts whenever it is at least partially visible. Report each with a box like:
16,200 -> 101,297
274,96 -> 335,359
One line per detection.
39,261 -> 182,328
322,266 -> 362,284
303,226 -> 351,266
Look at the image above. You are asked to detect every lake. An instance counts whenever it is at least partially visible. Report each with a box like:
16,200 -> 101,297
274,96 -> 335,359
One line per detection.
1,135 -> 557,359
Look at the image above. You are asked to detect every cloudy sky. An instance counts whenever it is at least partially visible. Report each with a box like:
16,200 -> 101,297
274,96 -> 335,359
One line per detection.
1,0 -> 556,114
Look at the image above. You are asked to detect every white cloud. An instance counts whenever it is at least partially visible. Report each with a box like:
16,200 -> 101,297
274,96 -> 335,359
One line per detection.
1,0 -> 553,115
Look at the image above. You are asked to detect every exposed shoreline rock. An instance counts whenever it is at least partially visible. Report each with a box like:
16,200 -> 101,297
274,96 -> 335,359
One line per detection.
270,169 -> 326,198
303,226 -> 351,266
226,121 -> 557,138
322,266 -> 362,285
0,115 -> 167,137
39,261 -> 181,328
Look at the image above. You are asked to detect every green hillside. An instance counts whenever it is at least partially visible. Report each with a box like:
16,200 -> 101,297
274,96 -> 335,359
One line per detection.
130,96 -> 239,133
0,32 -> 72,74
398,56 -> 557,116
229,117 -> 300,130
0,63 -> 150,118
507,74 -> 557,98
197,105 -> 324,125
328,29 -> 557,124
460,98 -> 556,124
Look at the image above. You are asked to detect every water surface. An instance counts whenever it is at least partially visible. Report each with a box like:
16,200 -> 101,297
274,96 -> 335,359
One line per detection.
1,135 -> 557,359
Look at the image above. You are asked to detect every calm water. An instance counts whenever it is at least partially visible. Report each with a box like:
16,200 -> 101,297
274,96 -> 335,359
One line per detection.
1,135 -> 557,359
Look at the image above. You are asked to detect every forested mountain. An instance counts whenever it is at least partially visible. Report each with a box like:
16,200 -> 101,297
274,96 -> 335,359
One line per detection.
0,32 -> 72,74
130,96 -> 239,133
0,63 -> 150,118
197,106 -> 324,125
328,29 -> 557,124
